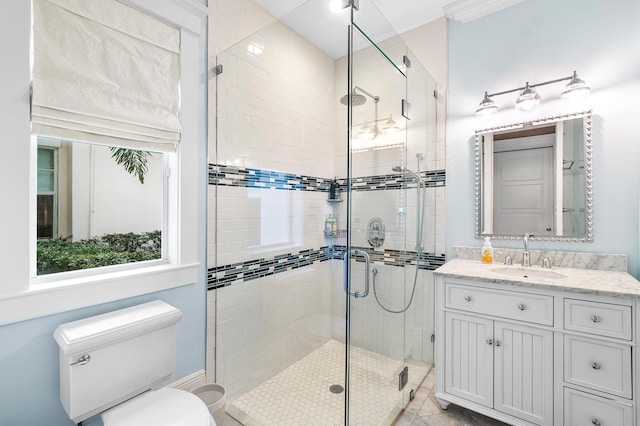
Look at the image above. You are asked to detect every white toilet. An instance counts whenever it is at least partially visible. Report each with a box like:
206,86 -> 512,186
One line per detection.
53,300 -> 215,425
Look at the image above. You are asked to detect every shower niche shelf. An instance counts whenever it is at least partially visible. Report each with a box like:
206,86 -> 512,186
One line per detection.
324,229 -> 347,238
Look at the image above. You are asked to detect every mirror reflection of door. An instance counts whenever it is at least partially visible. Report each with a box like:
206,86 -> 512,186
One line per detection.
493,142 -> 553,235
476,113 -> 591,241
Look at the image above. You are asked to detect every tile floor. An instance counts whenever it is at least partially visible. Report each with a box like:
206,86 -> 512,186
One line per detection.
225,339 -> 429,425
391,369 -> 509,426
221,339 -> 507,425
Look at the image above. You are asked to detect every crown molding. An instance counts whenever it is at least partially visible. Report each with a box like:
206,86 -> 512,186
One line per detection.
444,0 -> 523,23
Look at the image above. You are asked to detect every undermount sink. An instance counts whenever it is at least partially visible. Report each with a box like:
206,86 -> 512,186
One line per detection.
490,266 -> 567,281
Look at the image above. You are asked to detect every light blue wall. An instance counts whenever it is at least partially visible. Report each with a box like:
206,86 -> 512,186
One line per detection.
0,285 -> 206,425
446,0 -> 640,278
0,1 -> 208,424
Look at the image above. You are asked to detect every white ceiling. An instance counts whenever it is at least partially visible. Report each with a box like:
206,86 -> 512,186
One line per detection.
252,0 -> 450,58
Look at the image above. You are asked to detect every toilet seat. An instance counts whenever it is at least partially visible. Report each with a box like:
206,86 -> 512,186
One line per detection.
102,388 -> 215,426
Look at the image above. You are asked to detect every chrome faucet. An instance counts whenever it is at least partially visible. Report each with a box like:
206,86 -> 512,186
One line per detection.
522,233 -> 531,267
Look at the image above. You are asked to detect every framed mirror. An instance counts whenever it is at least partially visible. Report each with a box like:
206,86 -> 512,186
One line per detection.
474,111 -> 593,242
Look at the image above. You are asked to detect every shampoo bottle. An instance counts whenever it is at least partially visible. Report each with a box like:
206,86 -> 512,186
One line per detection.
481,237 -> 494,264
325,214 -> 333,236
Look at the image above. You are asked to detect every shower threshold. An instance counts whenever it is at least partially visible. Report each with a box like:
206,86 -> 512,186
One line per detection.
226,339 -> 431,425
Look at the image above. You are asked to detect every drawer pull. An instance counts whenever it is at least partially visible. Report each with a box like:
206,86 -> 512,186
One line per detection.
592,362 -> 601,370
464,296 -> 471,302
518,304 -> 526,311
591,419 -> 601,426
591,315 -> 601,323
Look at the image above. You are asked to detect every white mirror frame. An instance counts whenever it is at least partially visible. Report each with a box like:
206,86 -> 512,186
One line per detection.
474,110 -> 593,242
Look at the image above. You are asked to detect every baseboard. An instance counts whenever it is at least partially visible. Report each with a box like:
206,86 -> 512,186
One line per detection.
172,369 -> 207,392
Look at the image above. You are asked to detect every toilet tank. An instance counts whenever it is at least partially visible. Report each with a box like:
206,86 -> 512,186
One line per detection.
54,300 -> 183,423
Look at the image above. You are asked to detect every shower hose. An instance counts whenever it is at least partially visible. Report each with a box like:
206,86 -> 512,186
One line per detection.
372,172 -> 426,314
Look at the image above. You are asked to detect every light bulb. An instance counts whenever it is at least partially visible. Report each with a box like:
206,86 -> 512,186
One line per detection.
561,71 -> 590,104
383,115 -> 400,134
515,82 -> 540,112
475,92 -> 498,118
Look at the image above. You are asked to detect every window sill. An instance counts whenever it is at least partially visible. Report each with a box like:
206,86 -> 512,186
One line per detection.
0,262 -> 200,326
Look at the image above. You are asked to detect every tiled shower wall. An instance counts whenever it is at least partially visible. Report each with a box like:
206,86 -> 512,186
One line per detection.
207,0 -> 448,399
210,13 -> 338,396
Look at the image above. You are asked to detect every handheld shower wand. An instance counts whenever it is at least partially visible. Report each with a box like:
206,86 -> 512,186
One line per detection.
392,165 -> 424,251
373,156 -> 427,314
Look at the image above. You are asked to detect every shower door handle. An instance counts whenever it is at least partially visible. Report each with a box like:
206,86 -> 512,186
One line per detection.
343,249 -> 370,298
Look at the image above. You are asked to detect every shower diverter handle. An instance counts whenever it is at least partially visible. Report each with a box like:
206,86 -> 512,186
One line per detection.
343,249 -> 370,298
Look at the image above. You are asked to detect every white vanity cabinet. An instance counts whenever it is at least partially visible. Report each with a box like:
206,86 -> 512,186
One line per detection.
434,261 -> 640,426
441,281 -> 554,425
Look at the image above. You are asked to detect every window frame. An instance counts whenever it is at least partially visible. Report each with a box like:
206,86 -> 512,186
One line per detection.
0,0 -> 208,325
36,145 -> 57,239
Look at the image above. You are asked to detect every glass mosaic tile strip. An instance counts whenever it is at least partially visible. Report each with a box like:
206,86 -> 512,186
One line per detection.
208,245 -> 445,290
208,164 -> 445,192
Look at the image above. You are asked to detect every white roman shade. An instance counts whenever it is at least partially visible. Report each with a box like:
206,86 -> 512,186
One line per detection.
32,0 -> 181,152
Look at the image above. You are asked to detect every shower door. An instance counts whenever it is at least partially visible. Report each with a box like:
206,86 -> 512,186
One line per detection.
211,1 -> 436,424
343,22 -> 414,424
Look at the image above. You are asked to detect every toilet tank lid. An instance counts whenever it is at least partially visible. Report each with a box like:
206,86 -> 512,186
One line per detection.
54,300 -> 182,354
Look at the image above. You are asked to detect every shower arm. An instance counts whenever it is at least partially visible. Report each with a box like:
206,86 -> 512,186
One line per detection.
353,86 -> 379,103
352,86 -> 380,135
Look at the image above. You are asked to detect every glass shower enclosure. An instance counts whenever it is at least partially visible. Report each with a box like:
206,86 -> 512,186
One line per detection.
210,0 -> 440,423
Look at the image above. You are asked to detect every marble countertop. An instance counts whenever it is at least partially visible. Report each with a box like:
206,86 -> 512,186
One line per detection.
435,259 -> 640,299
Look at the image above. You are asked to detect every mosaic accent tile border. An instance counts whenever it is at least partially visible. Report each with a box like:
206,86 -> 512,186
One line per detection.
331,245 -> 446,271
208,164 -> 445,192
208,245 -> 446,289
208,247 -> 332,289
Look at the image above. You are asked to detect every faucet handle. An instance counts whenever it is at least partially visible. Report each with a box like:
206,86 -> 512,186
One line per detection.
542,257 -> 551,269
504,255 -> 513,266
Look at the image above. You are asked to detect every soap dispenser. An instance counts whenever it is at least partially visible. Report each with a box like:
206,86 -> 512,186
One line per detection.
481,237 -> 494,264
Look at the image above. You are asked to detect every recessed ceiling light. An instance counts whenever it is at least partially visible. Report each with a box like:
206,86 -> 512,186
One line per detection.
328,0 -> 346,13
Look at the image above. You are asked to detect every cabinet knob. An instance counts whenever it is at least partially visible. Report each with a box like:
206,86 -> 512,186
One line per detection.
592,362 -> 601,370
486,339 -> 493,346
464,296 -> 471,302
494,340 -> 501,347
591,315 -> 601,323
591,418 -> 601,426
518,304 -> 526,311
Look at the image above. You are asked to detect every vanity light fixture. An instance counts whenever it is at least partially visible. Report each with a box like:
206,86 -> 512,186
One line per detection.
560,71 -> 591,104
475,71 -> 590,117
515,82 -> 541,112
383,114 -> 400,134
358,121 -> 377,140
475,92 -> 498,117
355,115 -> 402,140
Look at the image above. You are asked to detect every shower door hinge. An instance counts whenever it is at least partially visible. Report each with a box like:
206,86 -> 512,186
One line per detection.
402,99 -> 411,120
403,55 -> 411,69
214,64 -> 223,76
399,366 -> 409,391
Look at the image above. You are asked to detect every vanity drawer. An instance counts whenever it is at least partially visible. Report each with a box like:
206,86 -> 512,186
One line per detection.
445,283 -> 553,326
564,298 -> 632,340
564,387 -> 633,426
564,335 -> 632,399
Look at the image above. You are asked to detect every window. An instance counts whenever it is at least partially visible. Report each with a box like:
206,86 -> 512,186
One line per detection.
0,0 -> 206,325
35,137 -> 164,276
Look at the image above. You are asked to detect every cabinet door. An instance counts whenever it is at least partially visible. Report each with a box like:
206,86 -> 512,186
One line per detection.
444,312 -> 494,407
494,321 -> 553,425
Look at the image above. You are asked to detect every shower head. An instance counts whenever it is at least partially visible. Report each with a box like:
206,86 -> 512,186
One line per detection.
340,90 -> 367,106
